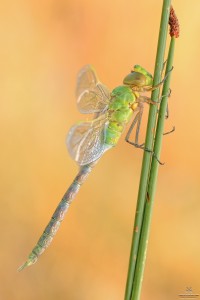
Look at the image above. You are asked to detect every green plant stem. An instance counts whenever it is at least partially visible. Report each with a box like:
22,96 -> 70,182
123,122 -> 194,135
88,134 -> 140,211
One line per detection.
124,1 -> 171,299
130,36 -> 175,300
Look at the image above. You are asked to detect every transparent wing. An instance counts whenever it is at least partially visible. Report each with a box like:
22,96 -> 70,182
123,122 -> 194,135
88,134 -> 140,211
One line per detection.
76,65 -> 110,114
66,114 -> 109,165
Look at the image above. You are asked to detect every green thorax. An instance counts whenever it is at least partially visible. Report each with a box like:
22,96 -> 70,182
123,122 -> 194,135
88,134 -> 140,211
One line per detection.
105,85 -> 136,146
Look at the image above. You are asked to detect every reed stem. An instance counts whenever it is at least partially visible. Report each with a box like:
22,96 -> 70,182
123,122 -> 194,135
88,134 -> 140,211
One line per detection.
130,36 -> 175,300
124,1 -> 171,299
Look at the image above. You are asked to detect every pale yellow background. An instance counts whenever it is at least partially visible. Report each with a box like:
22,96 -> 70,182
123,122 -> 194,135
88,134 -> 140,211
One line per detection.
1,1 -> 200,299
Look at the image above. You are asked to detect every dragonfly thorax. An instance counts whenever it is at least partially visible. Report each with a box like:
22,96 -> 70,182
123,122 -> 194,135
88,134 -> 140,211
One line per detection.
105,85 -> 137,147
110,86 -> 136,109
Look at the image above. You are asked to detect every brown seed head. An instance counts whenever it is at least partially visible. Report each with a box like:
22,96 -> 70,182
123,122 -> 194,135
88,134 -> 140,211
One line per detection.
169,6 -> 180,38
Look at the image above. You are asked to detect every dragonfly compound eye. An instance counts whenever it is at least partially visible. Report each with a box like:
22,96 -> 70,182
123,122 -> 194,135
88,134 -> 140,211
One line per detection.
123,72 -> 146,87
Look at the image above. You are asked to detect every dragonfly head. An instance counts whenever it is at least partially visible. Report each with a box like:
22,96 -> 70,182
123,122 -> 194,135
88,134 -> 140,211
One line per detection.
123,65 -> 153,87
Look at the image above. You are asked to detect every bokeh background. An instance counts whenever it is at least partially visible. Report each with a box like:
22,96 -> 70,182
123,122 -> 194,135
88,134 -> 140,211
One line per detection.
1,1 -> 200,299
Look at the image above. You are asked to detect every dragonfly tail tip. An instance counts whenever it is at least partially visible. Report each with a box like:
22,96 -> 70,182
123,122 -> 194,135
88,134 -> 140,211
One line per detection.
18,260 -> 33,272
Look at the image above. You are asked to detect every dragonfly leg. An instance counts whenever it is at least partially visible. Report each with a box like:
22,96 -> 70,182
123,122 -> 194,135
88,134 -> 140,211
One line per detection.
164,88 -> 172,119
139,87 -> 171,106
163,125 -> 175,135
162,59 -> 167,73
159,88 -> 175,135
139,95 -> 159,105
125,110 -> 142,145
142,147 -> 165,165
135,106 -> 144,145
144,66 -> 173,92
165,102 -> 169,119
126,107 -> 164,165
127,139 -> 164,165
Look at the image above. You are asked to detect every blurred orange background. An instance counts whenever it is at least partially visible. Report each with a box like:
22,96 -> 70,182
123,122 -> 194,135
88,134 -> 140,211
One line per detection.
1,1 -> 200,299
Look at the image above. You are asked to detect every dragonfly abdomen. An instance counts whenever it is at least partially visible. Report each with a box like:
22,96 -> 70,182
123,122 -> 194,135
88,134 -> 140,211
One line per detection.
18,161 -> 97,271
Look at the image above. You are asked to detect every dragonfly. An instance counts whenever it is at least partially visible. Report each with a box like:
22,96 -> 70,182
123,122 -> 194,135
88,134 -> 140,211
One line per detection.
18,64 -> 161,271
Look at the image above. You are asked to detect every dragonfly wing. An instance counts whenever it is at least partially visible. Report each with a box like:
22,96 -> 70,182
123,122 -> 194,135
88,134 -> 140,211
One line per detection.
76,65 -> 110,114
66,114 -> 109,165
